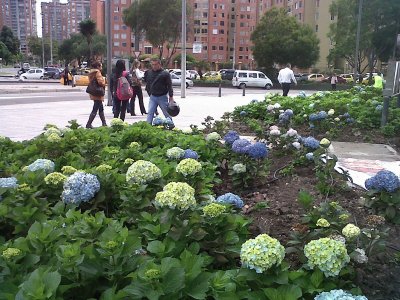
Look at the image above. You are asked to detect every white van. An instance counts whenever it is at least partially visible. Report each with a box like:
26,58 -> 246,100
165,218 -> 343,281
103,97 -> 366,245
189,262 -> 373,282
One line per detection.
232,70 -> 273,89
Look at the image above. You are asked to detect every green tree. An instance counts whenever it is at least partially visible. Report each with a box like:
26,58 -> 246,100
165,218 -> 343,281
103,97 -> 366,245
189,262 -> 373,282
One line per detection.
79,19 -> 97,63
251,8 -> 319,69
123,0 -> 189,67
329,0 -> 400,75
0,25 -> 20,55
58,33 -> 106,65
0,41 -> 12,64
27,36 -> 58,67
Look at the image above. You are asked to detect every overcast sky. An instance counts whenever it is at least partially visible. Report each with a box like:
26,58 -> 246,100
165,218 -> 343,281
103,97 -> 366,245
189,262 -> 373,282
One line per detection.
36,0 -> 68,37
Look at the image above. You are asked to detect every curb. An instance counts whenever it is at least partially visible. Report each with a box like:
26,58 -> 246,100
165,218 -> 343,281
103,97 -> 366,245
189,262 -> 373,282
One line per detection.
0,88 -> 85,94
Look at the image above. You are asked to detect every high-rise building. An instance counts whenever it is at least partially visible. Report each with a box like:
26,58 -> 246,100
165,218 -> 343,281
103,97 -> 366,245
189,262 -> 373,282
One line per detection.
41,0 -> 91,44
0,0 -> 37,54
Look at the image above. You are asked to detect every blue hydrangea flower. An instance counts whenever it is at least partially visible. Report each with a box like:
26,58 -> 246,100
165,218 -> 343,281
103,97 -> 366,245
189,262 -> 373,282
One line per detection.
309,113 -> 318,122
305,153 -> 314,161
216,192 -> 244,208
152,116 -> 164,126
223,130 -> 240,145
346,118 -> 355,123
26,159 -> 55,173
364,170 -> 400,192
284,109 -> 294,117
183,149 -> 199,160
279,113 -> 290,124
247,142 -> 268,159
231,139 -> 251,154
343,112 -> 350,118
61,172 -> 100,205
375,105 -> 383,111
240,110 -> 247,117
0,177 -> 18,188
303,137 -> 320,150
315,289 -> 368,300
317,111 -> 328,119
250,99 -> 258,104
298,91 -> 306,98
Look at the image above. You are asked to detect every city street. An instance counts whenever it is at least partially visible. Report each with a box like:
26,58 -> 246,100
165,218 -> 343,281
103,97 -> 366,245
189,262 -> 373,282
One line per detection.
0,83 -> 310,141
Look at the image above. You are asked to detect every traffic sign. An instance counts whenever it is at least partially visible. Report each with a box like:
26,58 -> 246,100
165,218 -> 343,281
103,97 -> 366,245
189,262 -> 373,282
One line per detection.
134,51 -> 141,58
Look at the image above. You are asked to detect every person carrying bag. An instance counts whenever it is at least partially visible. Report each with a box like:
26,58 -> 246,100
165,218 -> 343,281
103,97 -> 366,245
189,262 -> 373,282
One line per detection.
110,60 -> 134,121
85,61 -> 107,128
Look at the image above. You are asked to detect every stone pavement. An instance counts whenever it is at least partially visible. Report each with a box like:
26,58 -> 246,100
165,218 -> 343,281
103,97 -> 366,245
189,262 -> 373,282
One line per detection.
0,83 -> 84,94
0,87 -> 276,141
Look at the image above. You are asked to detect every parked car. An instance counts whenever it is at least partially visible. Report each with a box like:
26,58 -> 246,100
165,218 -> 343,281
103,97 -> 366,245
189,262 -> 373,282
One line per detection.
340,73 -> 355,83
307,73 -> 325,81
169,69 -> 191,79
362,73 -> 382,85
170,73 -> 193,88
322,75 -> 347,84
44,67 -> 62,79
202,71 -> 221,80
14,63 -> 20,68
232,70 -> 273,89
187,70 -> 199,79
19,68 -> 46,80
220,69 -> 235,80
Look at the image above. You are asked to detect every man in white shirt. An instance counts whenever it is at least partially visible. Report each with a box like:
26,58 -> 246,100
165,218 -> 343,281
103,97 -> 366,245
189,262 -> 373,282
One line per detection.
278,63 -> 297,96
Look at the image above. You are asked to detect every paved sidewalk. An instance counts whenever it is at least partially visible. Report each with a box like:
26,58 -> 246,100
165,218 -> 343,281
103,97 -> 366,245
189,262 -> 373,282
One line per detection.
0,90 -> 271,141
0,83 -> 85,94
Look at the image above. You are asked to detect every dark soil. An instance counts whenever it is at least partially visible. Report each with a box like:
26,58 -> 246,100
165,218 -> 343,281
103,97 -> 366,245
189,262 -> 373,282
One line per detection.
214,122 -> 400,300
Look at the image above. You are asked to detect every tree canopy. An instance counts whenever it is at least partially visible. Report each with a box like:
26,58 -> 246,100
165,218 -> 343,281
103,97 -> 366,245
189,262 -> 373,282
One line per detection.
251,8 -> 319,69
58,33 -> 106,65
123,0 -> 187,67
79,19 -> 97,63
27,36 -> 59,66
329,0 -> 400,74
0,26 -> 19,55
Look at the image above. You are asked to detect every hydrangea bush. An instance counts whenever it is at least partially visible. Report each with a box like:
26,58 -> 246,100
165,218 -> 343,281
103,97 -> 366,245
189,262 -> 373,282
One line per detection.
154,182 -> 196,210
240,234 -> 285,273
304,238 -> 350,277
0,177 -> 18,188
166,147 -> 185,160
61,172 -> 100,205
126,160 -> 162,185
216,193 -> 244,209
26,159 -> 55,173
176,158 -> 202,176
314,289 -> 368,300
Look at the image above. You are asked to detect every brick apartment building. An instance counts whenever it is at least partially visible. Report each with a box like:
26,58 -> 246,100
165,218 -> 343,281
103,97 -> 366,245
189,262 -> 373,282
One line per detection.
0,0 -> 37,54
41,0 -> 91,45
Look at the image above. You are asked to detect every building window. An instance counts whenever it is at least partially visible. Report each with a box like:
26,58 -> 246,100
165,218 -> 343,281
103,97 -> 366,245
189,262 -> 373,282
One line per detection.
212,45 -> 217,50
113,6 -> 119,12
219,46 -> 224,50
121,33 -> 127,39
114,24 -> 120,30
144,46 -> 152,54
122,25 -> 127,30
219,29 -> 225,34
122,42 -> 127,47
299,1 -> 302,8
113,41 -> 120,47
315,25 -> 318,32
213,29 -> 218,34
220,21 -> 224,26
114,33 -> 119,39
316,0 -> 320,7
113,15 -> 119,21
298,13 -> 302,20
331,14 -> 335,20
201,28 -> 207,33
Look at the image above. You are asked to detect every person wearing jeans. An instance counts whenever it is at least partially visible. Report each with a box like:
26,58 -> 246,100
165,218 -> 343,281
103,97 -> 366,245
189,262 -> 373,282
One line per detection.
144,58 -> 174,125
85,61 -> 107,128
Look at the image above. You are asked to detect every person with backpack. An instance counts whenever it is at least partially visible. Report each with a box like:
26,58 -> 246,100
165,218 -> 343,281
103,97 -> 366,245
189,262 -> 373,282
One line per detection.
85,61 -> 107,128
144,58 -> 174,126
110,60 -> 134,121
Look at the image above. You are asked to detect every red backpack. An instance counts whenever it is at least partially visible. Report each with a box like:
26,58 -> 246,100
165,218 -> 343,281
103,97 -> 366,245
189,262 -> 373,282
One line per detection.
116,71 -> 133,100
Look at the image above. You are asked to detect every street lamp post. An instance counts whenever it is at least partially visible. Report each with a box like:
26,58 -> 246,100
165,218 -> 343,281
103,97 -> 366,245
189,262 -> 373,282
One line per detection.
106,0 -> 113,106
353,0 -> 363,82
181,0 -> 186,98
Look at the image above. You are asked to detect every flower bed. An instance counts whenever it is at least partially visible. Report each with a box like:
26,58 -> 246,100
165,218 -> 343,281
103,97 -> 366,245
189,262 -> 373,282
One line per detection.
0,87 -> 399,299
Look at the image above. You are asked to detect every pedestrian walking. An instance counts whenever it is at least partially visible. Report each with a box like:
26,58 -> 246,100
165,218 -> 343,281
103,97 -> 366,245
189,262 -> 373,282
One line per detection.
71,66 -> 77,87
331,73 -> 338,91
128,61 -> 147,116
110,60 -> 134,121
278,63 -> 297,96
85,61 -> 107,128
144,58 -> 174,126
63,64 -> 71,86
